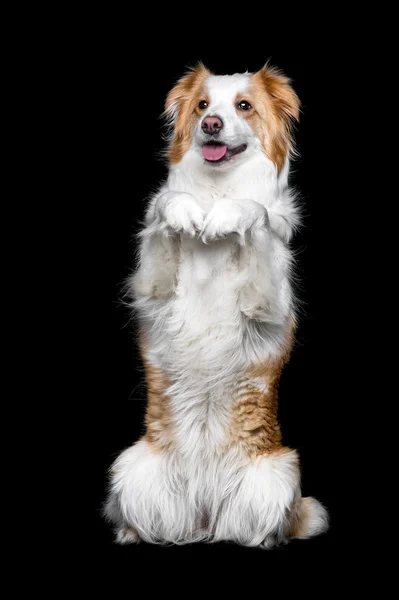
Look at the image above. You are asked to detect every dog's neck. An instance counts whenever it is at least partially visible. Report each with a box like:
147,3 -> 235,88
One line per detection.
167,149 -> 290,203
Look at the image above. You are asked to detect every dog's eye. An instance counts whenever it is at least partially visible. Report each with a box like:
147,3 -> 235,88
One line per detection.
237,100 -> 252,111
198,100 -> 208,110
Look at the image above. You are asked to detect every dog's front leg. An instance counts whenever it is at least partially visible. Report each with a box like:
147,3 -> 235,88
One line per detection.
131,230 -> 179,301
200,198 -> 268,245
237,226 -> 292,324
131,191 -> 205,301
147,191 -> 205,238
200,198 -> 291,324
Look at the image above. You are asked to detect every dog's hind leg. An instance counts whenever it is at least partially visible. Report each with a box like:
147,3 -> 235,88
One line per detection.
104,439 -> 205,545
213,349 -> 329,548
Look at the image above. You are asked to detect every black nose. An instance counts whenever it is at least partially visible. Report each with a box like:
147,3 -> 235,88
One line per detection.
201,115 -> 223,135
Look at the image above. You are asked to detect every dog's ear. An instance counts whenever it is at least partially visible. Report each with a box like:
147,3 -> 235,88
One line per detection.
253,65 -> 300,171
255,65 -> 300,123
165,63 -> 211,124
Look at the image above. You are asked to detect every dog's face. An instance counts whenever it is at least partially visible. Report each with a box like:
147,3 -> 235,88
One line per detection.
165,64 -> 300,173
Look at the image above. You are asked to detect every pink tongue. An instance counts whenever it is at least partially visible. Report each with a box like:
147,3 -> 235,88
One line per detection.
202,144 -> 227,161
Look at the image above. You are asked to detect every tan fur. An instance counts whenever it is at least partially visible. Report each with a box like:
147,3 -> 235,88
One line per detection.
142,358 -> 174,452
229,372 -> 283,456
248,66 -> 300,172
228,321 -> 295,457
165,63 -> 212,164
288,496 -> 313,538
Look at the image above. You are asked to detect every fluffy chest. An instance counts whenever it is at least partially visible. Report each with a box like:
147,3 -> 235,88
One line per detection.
145,235 -> 248,391
172,236 -> 243,346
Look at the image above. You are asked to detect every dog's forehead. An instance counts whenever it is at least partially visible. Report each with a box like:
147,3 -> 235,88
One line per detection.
205,74 -> 251,102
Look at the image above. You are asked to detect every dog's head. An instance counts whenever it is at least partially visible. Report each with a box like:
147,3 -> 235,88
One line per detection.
165,63 -> 300,173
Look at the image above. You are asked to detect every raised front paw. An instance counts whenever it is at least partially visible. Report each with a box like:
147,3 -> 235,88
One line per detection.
156,192 -> 205,237
200,199 -> 268,244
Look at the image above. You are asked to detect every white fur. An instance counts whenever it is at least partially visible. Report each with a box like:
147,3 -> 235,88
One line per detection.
116,527 -> 140,545
106,440 -> 303,546
106,72 -> 328,547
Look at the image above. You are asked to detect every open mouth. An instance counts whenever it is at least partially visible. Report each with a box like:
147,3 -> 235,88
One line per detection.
202,142 -> 247,163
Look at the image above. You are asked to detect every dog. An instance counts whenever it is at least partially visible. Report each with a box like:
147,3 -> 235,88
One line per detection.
105,63 -> 329,548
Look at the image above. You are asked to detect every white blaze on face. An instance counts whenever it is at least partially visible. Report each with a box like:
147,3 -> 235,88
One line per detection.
206,74 -> 250,114
194,73 -> 256,153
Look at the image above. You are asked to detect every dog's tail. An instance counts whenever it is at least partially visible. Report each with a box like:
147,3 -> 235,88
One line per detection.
290,496 -> 329,540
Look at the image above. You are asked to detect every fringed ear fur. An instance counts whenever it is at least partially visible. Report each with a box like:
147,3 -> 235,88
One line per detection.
164,63 -> 212,164
253,65 -> 300,171
165,63 -> 211,126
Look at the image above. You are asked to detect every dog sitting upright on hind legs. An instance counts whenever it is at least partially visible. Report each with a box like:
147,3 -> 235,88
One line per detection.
105,63 -> 329,548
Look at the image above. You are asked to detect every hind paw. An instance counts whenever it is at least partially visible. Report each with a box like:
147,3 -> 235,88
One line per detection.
115,526 -> 141,545
260,535 -> 288,550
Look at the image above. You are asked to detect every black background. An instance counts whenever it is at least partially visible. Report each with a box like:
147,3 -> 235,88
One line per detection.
89,37 -> 359,567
